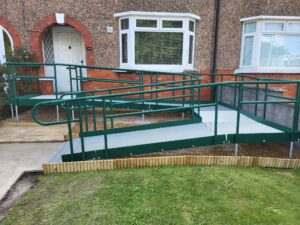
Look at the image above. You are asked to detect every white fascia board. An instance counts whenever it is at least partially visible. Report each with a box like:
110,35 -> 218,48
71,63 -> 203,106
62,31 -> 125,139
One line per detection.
114,11 -> 200,20
241,15 -> 300,22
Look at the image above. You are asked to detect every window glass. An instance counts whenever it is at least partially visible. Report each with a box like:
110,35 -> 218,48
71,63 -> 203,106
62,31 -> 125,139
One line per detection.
259,34 -> 300,67
287,23 -> 300,32
43,30 -> 54,63
264,22 -> 284,32
162,20 -> 182,28
244,22 -> 256,33
189,21 -> 195,32
121,18 -> 129,30
136,19 -> 157,28
135,32 -> 183,64
242,36 -> 254,66
188,35 -> 194,64
121,33 -> 128,63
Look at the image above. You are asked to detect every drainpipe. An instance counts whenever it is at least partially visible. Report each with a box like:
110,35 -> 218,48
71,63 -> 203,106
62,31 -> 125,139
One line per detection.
211,0 -> 221,100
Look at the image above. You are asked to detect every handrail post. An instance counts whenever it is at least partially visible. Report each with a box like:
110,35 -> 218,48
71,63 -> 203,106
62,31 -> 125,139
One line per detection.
292,83 -> 300,141
198,78 -> 201,115
92,97 -> 97,131
69,66 -> 73,94
102,98 -> 108,158
78,101 -> 86,160
79,67 -> 83,91
172,74 -> 175,98
66,104 -> 74,161
109,90 -> 114,129
263,83 -> 268,119
255,79 -> 259,116
36,66 -> 41,95
220,74 -> 223,102
214,84 -> 219,144
233,74 -> 237,108
235,83 -> 244,156
182,74 -> 186,107
54,65 -> 58,99
156,72 -> 159,106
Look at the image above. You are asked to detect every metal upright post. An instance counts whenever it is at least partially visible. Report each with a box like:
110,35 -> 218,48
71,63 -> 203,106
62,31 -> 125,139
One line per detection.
235,83 -> 243,156
234,144 -> 239,156
290,83 -> 300,158
214,84 -> 219,144
66,106 -> 74,161
255,79 -> 259,116
56,105 -> 60,122
289,142 -> 294,159
263,83 -> 268,119
102,99 -> 108,158
10,104 -> 14,119
15,105 -> 19,122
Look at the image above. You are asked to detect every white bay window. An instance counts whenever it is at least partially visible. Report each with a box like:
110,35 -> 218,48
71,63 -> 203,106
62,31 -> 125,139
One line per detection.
237,16 -> 300,73
114,12 -> 200,72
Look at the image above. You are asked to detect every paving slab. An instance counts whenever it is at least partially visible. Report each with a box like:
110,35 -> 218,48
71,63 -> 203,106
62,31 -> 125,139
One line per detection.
0,143 -> 61,200
0,123 -> 68,143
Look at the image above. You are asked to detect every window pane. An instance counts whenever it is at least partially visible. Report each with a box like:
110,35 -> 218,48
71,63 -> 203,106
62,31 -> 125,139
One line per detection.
188,35 -> 194,64
135,32 -> 183,65
242,36 -> 254,66
3,30 -> 12,56
244,22 -> 256,33
121,33 -> 128,63
287,23 -> 300,32
43,30 -> 54,63
264,23 -> 284,32
136,19 -> 157,28
162,20 -> 182,28
260,34 -> 300,67
189,21 -> 195,32
121,18 -> 129,30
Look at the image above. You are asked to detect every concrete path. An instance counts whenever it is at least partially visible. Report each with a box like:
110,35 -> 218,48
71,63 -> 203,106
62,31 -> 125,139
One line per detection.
0,143 -> 61,200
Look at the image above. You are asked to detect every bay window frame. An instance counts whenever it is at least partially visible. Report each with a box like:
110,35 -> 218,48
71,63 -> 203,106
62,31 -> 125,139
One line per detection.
237,16 -> 300,74
115,12 -> 200,72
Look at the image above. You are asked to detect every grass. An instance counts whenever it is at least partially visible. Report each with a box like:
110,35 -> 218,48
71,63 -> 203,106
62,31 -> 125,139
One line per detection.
1,166 -> 300,225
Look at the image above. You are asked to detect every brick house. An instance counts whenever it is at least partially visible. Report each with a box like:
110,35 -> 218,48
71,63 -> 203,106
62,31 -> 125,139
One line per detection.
0,0 -> 300,97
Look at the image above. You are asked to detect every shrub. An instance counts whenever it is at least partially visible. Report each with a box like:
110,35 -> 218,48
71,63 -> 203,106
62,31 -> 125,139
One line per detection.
0,48 -> 36,122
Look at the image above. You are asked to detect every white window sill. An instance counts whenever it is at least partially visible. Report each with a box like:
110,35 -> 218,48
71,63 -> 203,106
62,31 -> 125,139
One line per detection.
120,64 -> 195,73
235,67 -> 300,74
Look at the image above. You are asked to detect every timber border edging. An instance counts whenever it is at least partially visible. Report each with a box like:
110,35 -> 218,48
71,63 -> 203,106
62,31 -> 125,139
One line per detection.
43,155 -> 300,174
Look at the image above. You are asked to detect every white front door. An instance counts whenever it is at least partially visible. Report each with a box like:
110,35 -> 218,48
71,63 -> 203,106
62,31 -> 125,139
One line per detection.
52,26 -> 86,92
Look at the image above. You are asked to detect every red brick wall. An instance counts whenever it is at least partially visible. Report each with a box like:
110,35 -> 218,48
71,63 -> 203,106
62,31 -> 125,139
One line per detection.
0,16 -> 22,49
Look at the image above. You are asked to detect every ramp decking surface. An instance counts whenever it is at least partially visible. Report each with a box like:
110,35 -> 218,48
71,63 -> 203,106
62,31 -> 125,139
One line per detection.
49,106 -> 283,162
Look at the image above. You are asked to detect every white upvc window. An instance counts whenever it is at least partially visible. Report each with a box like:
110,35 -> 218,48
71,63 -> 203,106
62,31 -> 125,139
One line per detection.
236,16 -> 300,74
0,26 -> 13,64
114,11 -> 200,72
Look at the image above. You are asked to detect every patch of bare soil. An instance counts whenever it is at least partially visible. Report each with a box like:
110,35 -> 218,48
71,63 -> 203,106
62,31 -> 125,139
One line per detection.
136,142 -> 300,159
0,172 -> 40,222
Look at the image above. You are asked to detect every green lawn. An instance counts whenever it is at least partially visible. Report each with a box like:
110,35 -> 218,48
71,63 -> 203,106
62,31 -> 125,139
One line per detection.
2,166 -> 300,225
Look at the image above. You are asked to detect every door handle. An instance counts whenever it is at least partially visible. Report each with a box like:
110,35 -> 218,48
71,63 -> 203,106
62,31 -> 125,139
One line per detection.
81,59 -> 84,64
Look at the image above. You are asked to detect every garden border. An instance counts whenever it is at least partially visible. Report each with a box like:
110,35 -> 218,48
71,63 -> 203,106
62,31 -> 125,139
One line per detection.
43,155 -> 300,174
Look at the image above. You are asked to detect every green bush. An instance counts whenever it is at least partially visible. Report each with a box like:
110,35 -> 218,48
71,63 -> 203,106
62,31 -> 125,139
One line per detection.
0,48 -> 36,121
0,65 -> 9,121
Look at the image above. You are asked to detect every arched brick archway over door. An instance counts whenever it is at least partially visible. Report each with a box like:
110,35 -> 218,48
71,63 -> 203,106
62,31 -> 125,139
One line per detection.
0,16 -> 22,48
30,14 -> 94,66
